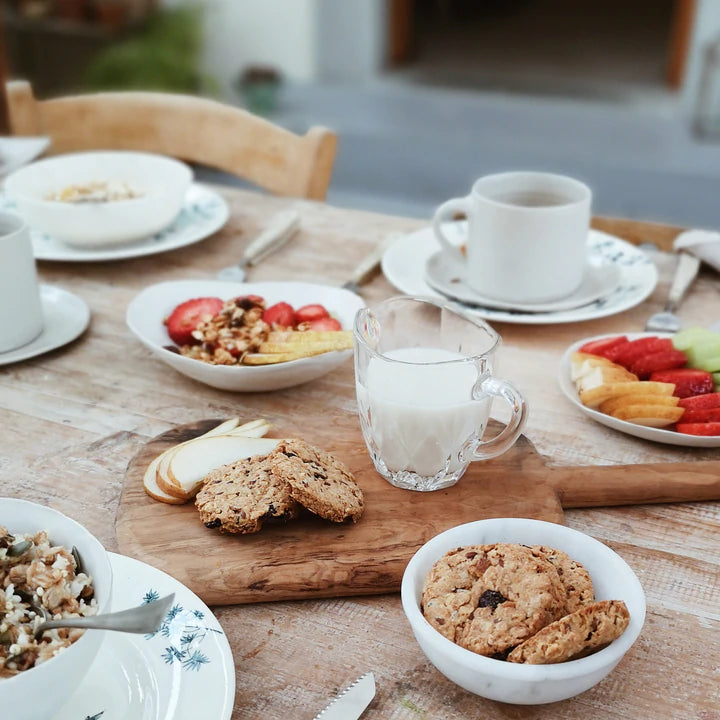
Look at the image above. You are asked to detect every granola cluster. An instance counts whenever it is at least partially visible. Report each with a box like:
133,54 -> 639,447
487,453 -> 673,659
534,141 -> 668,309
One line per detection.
0,527 -> 97,677
177,295 -> 271,365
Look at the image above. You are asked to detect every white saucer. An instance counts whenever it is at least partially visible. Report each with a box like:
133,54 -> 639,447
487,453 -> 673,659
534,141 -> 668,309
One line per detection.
54,552 -> 235,720
0,183 -> 229,262
425,250 -> 621,312
559,332 -> 720,447
0,136 -> 50,176
382,223 -> 658,325
0,285 -> 90,366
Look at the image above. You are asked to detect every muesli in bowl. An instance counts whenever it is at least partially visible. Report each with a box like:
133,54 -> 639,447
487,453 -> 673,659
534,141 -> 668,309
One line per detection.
0,526 -> 97,677
0,499 -> 112,720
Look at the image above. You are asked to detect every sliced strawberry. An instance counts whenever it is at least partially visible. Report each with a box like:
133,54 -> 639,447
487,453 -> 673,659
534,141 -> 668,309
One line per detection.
613,337 -> 674,370
678,392 -> 720,410
679,407 -> 720,423
629,349 -> 687,379
295,304 -> 330,323
676,422 -> 720,436
649,368 -> 715,398
578,336 -> 628,359
166,296 -> 224,346
308,316 -> 342,331
262,302 -> 296,328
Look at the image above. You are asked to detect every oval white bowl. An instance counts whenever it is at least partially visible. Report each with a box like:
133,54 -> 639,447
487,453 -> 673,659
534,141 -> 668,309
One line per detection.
126,280 -> 366,392
401,517 -> 646,705
0,498 -> 113,720
4,151 -> 193,247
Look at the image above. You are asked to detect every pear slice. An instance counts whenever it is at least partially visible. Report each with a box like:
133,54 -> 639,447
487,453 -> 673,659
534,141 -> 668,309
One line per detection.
579,381 -> 675,409
144,453 -> 188,504
167,435 -> 281,498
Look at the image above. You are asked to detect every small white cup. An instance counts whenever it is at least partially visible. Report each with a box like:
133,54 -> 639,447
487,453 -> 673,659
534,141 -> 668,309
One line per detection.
433,171 -> 592,304
0,213 -> 43,352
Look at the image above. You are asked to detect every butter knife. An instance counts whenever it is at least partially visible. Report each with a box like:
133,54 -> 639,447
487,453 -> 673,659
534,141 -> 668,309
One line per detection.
312,672 -> 375,720
217,209 -> 300,281
342,234 -> 399,294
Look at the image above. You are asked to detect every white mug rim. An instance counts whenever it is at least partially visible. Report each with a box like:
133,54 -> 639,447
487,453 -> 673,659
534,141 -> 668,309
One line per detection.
0,211 -> 28,239
470,171 -> 591,210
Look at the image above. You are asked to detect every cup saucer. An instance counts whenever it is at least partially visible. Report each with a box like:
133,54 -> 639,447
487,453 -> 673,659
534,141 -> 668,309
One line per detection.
0,285 -> 90,366
424,251 -> 621,313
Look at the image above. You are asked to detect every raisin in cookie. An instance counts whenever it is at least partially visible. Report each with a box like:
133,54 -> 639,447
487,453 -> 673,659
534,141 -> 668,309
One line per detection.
507,599 -> 630,664
195,455 -> 300,534
422,543 -> 568,657
267,439 -> 363,523
532,545 -> 595,614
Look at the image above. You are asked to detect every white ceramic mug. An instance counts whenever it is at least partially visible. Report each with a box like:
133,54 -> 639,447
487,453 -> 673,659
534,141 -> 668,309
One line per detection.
0,213 -> 43,352
432,171 -> 592,304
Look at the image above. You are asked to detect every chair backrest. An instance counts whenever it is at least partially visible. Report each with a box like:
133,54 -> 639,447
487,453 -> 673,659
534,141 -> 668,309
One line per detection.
6,80 -> 337,200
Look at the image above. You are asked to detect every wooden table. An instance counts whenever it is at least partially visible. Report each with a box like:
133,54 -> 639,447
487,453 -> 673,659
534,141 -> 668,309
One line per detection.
2,187 -> 719,719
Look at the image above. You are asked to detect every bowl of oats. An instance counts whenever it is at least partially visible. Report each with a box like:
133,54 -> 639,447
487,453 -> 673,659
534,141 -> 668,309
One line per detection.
4,151 -> 192,247
0,498 -> 112,720
126,279 -> 365,392
401,518 -> 646,705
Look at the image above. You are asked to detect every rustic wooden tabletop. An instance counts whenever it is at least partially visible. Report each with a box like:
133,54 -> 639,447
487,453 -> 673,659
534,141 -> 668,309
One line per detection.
2,186 -> 719,719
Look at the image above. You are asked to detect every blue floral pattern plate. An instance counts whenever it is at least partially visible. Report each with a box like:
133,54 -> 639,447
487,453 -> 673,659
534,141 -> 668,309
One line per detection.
53,553 -> 235,720
0,183 -> 229,262
382,224 -> 658,325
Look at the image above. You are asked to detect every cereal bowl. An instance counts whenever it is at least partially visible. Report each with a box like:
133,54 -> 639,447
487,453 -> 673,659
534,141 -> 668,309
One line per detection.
401,518 -> 645,705
0,498 -> 113,720
126,279 -> 366,392
4,151 -> 192,247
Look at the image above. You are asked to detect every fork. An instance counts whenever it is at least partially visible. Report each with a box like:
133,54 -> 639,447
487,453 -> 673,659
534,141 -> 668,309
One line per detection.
644,251 -> 701,333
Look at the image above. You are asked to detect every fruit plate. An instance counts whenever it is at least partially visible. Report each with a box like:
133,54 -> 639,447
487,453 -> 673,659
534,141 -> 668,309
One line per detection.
559,332 -> 720,447
126,280 -> 365,392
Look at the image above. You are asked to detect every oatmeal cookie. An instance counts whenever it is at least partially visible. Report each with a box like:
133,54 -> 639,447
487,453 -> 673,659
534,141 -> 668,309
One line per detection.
422,543 -> 567,657
507,599 -> 630,664
268,439 -> 364,522
532,545 -> 595,613
195,455 -> 300,534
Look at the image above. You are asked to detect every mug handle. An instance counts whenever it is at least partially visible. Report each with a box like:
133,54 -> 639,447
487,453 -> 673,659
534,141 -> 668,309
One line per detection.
432,196 -> 471,265
467,376 -> 527,461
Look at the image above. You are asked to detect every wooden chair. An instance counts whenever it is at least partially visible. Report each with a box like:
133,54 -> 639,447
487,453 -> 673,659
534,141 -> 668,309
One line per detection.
5,80 -> 337,200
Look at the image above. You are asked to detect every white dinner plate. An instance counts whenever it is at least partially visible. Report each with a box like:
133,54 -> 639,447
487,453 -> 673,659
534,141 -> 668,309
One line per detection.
558,332 -> 720,447
382,223 -> 658,324
0,136 -> 50,176
0,183 -> 228,262
425,250 -> 621,312
127,280 -> 365,392
54,552 -> 235,720
0,285 -> 90,366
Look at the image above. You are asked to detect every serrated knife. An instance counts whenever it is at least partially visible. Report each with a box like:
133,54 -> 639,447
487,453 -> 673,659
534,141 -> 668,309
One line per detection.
312,672 -> 375,720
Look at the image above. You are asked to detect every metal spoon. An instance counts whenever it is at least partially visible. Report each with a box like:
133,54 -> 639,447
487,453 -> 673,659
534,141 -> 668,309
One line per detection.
217,210 -> 300,282
644,250 -> 701,333
31,592 -> 175,640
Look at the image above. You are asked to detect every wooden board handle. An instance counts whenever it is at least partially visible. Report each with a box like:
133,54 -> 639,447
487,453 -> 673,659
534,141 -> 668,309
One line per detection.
547,460 -> 720,508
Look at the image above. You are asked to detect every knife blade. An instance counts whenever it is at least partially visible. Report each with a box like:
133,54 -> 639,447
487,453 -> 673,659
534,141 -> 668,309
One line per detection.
312,672 -> 375,720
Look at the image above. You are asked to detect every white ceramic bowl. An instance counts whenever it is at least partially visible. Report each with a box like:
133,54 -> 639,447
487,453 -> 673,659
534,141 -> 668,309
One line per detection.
0,498 -> 113,720
126,280 -> 366,392
4,151 -> 192,247
401,518 -> 646,705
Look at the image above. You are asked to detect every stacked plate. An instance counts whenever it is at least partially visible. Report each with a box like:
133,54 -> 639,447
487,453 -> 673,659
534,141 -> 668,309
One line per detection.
381,222 -> 658,325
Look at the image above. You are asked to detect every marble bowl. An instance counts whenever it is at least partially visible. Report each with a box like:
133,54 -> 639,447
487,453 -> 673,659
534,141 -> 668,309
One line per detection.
401,517 -> 646,705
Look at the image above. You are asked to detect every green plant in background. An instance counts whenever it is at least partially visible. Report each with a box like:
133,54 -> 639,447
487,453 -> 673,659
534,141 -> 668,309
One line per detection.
83,4 -> 217,94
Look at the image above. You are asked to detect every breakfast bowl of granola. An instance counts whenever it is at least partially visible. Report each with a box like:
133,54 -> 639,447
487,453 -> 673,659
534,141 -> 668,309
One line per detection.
401,518 -> 645,705
0,498 -> 112,720
126,280 -> 365,392
4,151 -> 192,247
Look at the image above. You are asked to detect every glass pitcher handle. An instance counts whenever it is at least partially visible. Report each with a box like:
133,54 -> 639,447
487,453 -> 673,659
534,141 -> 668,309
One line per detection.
470,376 -> 527,461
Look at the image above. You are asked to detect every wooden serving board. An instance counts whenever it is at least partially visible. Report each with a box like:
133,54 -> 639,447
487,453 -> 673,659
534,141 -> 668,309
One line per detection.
115,416 -> 720,606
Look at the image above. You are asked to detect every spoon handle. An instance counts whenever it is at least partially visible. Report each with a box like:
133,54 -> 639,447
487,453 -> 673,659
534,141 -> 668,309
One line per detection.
35,593 -> 174,638
665,251 -> 701,313
243,210 -> 300,267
